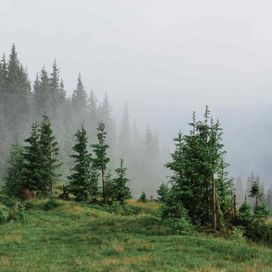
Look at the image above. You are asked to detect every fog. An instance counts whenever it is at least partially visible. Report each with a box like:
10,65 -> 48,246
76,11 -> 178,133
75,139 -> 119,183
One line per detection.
1,0 -> 272,189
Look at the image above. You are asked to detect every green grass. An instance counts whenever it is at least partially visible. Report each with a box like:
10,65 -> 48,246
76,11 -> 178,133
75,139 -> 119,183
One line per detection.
0,199 -> 272,272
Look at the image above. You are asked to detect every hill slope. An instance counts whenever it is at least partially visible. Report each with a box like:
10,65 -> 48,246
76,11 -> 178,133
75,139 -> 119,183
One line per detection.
0,200 -> 271,272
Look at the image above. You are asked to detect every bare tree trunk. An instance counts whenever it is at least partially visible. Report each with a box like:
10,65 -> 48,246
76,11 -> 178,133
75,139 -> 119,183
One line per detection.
232,193 -> 237,222
102,169 -> 105,203
212,174 -> 217,230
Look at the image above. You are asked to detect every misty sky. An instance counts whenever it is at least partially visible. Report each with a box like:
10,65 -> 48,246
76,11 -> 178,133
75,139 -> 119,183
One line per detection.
1,0 -> 272,186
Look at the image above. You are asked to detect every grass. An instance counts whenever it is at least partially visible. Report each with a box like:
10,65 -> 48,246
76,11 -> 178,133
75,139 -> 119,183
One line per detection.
0,199 -> 272,272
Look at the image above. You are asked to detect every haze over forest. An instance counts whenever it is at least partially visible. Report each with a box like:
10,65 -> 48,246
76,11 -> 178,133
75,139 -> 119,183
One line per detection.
1,0 -> 272,191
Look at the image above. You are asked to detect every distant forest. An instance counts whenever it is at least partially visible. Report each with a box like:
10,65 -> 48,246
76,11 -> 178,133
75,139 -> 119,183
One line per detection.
0,44 -> 166,197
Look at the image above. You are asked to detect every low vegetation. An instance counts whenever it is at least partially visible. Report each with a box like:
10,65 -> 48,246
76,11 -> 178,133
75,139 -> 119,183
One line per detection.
0,198 -> 272,272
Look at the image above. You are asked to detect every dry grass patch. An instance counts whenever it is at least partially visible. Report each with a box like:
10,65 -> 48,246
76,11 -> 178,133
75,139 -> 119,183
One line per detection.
0,255 -> 13,268
127,199 -> 160,209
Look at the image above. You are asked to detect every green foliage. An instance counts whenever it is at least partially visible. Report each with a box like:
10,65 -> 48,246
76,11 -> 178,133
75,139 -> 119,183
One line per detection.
23,123 -> 43,192
7,202 -> 26,222
157,183 -> 169,202
39,114 -> 61,195
246,220 -> 272,246
43,198 -> 59,211
255,204 -> 271,219
160,190 -> 193,233
237,202 -> 253,226
0,208 -> 9,224
138,191 -> 147,202
228,226 -> 245,241
5,144 -> 24,197
91,122 -> 110,202
165,108 -> 233,229
68,125 -> 99,202
249,180 -> 263,210
107,159 -> 131,204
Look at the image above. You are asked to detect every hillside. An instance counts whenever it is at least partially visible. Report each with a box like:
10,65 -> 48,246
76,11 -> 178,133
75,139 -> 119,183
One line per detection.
0,199 -> 271,272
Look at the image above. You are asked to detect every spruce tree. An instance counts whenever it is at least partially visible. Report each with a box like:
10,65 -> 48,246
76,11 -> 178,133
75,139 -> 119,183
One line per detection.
5,144 -> 24,196
6,44 -> 31,138
92,122 -> 110,203
157,183 -> 170,202
23,123 -> 42,193
109,159 -> 131,204
68,125 -> 99,202
249,180 -> 263,211
165,108 -> 233,229
39,115 -> 61,195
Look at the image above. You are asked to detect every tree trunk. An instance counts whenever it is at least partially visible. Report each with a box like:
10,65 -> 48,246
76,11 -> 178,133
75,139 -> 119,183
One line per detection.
255,196 -> 258,211
102,169 -> 105,203
212,174 -> 217,230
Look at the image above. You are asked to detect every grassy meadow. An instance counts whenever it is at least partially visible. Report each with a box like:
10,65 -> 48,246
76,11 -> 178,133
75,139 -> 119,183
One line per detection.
0,199 -> 271,272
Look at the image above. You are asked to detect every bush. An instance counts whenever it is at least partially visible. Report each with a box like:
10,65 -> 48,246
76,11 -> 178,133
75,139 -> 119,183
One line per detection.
237,202 -> 253,226
138,192 -> 147,202
245,220 -> 272,246
163,217 -> 193,234
8,203 -> 26,222
43,198 -> 59,211
255,204 -> 270,219
160,192 -> 193,234
24,201 -> 34,210
157,183 -> 169,202
227,226 -> 245,241
0,208 -> 9,224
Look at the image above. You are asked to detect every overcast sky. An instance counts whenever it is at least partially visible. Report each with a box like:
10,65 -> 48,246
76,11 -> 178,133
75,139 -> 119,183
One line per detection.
1,0 -> 272,185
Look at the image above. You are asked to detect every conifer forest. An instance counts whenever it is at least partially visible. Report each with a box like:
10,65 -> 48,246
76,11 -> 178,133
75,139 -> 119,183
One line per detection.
1,1 -> 272,271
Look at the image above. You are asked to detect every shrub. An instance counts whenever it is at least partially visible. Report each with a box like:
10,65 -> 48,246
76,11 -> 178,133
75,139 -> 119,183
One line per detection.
255,204 -> 270,219
157,183 -> 169,202
43,198 -> 59,211
8,203 -> 26,222
0,208 -> 9,224
245,220 -> 272,246
160,192 -> 193,234
138,192 -> 147,202
237,202 -> 253,226
163,217 -> 193,234
228,226 -> 245,241
24,201 -> 34,210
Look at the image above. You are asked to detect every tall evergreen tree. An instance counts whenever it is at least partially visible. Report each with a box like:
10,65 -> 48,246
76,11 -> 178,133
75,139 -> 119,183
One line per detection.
249,180 -> 263,210
165,108 -> 233,229
5,144 -> 24,196
33,68 -> 51,118
23,123 -> 42,192
109,159 -> 131,204
39,115 -> 61,194
72,74 -> 88,113
68,126 -> 99,202
6,44 -> 31,138
92,122 -> 110,202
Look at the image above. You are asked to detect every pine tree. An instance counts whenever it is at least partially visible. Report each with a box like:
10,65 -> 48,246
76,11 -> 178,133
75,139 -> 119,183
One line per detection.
23,123 -> 42,192
165,108 -> 233,229
109,159 -> 131,204
5,144 -> 24,196
249,180 -> 263,211
71,74 -> 88,112
33,68 -> 51,118
92,122 -> 110,203
6,44 -> 31,138
157,183 -> 170,202
39,115 -> 61,195
68,125 -> 99,202
266,186 -> 272,209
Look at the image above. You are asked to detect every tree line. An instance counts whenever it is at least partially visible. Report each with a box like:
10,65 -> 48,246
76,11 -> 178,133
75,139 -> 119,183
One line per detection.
5,115 -> 131,204
0,44 -> 164,196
